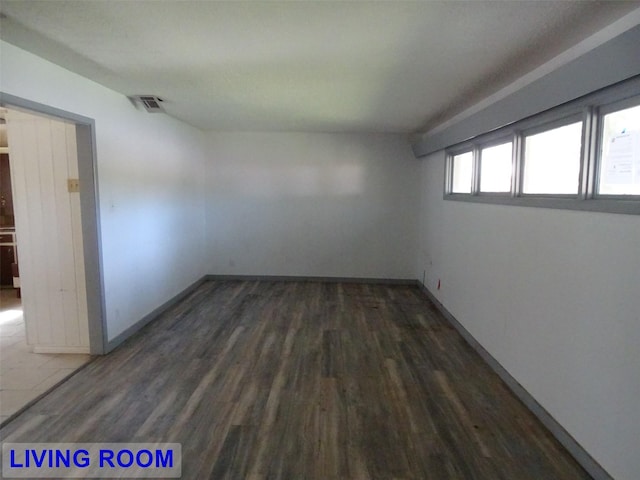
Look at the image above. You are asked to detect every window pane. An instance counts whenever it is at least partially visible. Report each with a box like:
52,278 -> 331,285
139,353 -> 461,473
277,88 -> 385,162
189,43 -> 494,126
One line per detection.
598,104 -> 640,196
451,152 -> 473,193
480,142 -> 512,192
523,122 -> 582,194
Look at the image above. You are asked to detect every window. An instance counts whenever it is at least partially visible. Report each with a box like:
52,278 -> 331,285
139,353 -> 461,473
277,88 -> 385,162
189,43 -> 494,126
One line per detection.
598,104 -> 640,196
523,122 -> 582,195
480,142 -> 512,193
443,76 -> 640,215
451,151 -> 473,193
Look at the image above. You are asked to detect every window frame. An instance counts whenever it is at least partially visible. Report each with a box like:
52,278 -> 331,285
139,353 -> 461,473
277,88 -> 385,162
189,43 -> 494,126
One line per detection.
519,113 -> 584,198
446,148 -> 474,195
443,75 -> 640,215
594,94 -> 640,200
477,135 -> 515,196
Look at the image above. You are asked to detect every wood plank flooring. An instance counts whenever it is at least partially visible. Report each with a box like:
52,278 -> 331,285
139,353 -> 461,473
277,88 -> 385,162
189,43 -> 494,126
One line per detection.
0,281 -> 592,479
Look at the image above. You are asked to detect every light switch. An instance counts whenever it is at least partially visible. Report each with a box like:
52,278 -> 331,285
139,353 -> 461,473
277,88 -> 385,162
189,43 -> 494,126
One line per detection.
67,178 -> 80,193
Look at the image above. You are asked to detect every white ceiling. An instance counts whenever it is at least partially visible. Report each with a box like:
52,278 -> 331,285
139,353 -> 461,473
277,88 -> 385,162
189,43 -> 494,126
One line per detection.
0,1 -> 638,133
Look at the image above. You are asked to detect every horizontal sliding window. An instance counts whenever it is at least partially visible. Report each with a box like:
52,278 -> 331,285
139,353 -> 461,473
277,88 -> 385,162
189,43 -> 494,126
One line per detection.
522,122 -> 582,195
451,151 -> 473,193
480,141 -> 512,193
598,104 -> 640,196
443,75 -> 640,215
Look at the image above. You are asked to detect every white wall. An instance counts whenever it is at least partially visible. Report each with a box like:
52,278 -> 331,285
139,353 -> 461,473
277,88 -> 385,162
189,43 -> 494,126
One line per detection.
204,132 -> 419,279
1,41 -> 420,345
416,150 -> 640,480
1,41 -> 208,341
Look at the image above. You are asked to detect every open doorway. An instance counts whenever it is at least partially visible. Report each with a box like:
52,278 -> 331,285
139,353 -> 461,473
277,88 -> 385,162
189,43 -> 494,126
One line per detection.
0,99 -> 106,424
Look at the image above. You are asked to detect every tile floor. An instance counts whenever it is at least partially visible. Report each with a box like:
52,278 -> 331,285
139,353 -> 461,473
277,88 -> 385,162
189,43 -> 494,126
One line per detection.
0,288 -> 92,424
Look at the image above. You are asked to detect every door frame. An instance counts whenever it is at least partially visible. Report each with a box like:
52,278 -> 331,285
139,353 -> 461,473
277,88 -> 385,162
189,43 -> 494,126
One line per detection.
0,92 -> 106,354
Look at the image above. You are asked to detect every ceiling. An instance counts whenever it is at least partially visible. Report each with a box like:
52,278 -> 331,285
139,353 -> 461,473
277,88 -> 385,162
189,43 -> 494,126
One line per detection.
0,1 -> 638,133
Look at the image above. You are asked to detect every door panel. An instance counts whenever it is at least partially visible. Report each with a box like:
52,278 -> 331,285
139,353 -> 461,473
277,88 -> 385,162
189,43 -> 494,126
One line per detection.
6,109 -> 90,353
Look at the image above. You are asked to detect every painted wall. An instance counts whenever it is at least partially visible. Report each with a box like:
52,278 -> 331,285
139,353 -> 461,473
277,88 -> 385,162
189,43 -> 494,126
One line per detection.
0,41 -> 208,341
416,150 -> 640,480
204,132 -> 419,279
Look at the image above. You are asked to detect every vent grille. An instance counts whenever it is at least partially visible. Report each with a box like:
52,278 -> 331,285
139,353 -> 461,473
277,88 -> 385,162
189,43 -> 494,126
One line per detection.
133,95 -> 165,113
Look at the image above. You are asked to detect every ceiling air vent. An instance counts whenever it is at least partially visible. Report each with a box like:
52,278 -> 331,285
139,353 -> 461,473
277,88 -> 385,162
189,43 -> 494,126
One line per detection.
134,95 -> 166,113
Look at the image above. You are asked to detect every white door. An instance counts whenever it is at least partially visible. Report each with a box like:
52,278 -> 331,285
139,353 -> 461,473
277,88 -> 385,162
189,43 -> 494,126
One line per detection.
6,108 -> 90,353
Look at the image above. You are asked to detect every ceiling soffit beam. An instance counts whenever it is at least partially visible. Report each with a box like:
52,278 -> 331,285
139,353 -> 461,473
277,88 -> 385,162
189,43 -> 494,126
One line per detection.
412,9 -> 640,157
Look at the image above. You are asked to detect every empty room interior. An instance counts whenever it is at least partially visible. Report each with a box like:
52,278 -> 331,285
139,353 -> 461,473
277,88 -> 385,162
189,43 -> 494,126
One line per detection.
1,2 -> 639,480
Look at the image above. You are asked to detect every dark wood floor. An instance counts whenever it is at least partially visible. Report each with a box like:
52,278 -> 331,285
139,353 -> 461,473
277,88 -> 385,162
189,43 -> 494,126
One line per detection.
0,281 -> 591,479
